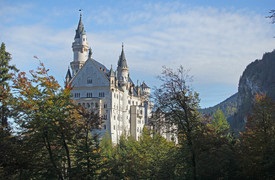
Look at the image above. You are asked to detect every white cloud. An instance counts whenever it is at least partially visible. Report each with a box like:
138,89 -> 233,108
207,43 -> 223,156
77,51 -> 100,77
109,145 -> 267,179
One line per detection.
0,1 -> 274,107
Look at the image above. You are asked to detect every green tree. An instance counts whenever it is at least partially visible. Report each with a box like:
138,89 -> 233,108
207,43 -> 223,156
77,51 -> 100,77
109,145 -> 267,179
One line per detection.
72,107 -> 103,179
195,114 -> 238,179
99,132 -> 116,178
103,128 -> 177,179
0,42 -> 20,178
0,42 -> 17,128
153,66 -> 200,179
138,128 -> 177,179
211,108 -> 230,135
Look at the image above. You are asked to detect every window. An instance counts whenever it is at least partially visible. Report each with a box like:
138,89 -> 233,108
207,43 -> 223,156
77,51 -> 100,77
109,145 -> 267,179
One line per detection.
104,104 -> 107,108
113,125 -> 115,130
74,93 -> 80,98
87,92 -> 92,97
104,125 -> 106,129
99,92 -> 105,97
87,77 -> 92,84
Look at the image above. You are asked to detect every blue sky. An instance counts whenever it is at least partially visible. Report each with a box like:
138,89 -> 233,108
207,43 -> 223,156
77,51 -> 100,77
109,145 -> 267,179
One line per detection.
0,0 -> 274,108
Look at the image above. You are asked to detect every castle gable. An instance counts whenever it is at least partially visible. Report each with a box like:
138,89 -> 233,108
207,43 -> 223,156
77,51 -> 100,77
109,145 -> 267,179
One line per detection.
71,59 -> 109,87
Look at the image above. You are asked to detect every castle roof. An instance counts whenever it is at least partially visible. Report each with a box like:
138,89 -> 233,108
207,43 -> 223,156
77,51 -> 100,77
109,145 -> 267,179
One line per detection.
65,67 -> 72,80
109,65 -> 115,77
117,44 -> 128,69
141,82 -> 150,89
74,13 -> 86,39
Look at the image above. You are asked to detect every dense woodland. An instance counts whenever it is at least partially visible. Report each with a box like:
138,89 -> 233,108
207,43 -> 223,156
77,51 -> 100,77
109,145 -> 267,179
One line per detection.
1,41 -> 275,180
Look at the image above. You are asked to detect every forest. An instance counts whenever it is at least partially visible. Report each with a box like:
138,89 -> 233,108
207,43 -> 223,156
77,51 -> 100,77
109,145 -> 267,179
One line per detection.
0,42 -> 275,180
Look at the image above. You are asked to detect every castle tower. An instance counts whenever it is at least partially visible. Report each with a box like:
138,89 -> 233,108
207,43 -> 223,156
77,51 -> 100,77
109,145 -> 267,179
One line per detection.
117,44 -> 129,87
116,44 -> 130,134
70,13 -> 89,76
141,82 -> 150,97
109,65 -> 115,90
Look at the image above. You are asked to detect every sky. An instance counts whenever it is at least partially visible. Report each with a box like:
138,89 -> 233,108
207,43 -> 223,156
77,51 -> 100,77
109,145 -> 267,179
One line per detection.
0,0 -> 274,108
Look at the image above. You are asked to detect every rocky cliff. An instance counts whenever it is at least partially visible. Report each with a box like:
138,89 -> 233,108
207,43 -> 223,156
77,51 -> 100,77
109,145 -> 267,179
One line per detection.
232,50 -> 275,131
202,50 -> 275,132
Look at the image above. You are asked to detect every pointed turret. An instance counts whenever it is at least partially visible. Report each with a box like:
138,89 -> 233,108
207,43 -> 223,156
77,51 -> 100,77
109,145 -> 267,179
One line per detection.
109,65 -> 116,89
117,44 -> 128,69
117,44 -> 129,86
74,13 -> 85,39
65,67 -> 72,87
70,12 -> 89,76
109,65 -> 115,77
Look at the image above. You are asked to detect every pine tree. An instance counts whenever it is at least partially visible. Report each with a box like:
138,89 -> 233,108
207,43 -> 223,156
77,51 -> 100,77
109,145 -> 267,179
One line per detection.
0,42 -> 20,178
211,108 -> 230,135
0,42 -> 17,128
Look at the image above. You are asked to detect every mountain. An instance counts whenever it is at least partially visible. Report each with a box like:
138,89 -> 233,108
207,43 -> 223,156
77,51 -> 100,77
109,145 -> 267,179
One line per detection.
200,93 -> 238,119
201,50 -> 275,132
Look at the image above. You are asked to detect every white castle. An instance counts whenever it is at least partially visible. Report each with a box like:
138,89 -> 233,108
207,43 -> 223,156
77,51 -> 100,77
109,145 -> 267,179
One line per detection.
65,14 -> 152,144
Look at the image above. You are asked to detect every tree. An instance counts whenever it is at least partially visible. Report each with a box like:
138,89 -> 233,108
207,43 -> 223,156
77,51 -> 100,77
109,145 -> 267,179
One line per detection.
0,42 -> 20,178
102,128 -> 177,179
138,127 -> 177,179
72,107 -> 103,179
12,62 -> 74,179
195,112 -> 238,179
153,66 -> 200,179
239,94 -> 275,179
11,62 -> 104,179
211,108 -> 230,135
0,42 -> 17,128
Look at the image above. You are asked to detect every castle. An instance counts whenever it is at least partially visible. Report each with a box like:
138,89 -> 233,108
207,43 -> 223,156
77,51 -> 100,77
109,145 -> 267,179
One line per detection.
65,14 -> 152,144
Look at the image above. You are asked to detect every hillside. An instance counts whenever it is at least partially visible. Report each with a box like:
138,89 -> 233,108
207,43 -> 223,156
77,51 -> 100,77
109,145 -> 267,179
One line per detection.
202,50 -> 275,132
200,93 -> 238,119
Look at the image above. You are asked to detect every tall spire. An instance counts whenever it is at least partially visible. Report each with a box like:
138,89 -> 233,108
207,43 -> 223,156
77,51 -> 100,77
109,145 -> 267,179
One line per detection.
117,43 -> 128,69
75,11 -> 85,39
